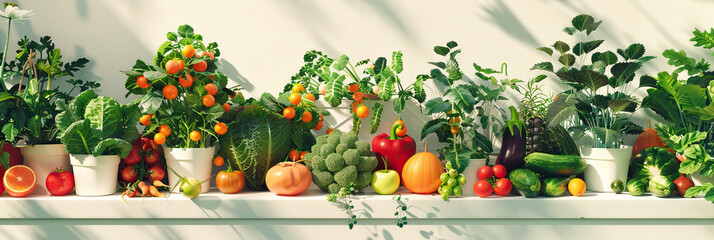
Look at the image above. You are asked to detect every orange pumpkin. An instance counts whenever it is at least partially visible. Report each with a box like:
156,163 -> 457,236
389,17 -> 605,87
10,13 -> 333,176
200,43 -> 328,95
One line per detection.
630,120 -> 672,165
216,168 -> 245,194
265,162 -> 312,196
401,143 -> 445,194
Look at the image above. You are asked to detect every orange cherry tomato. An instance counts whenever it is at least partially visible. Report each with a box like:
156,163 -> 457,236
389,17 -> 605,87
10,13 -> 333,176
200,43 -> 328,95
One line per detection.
189,131 -> 201,141
136,76 -> 149,89
283,107 -> 296,119
182,45 -> 196,58
159,124 -> 172,136
153,133 -> 166,145
140,114 -> 153,126
177,60 -> 185,71
302,111 -> 313,123
194,61 -> 208,72
178,76 -> 192,88
347,83 -> 359,92
326,129 -> 334,134
222,103 -> 231,113
205,51 -> 215,60
292,83 -> 305,93
289,93 -> 302,105
304,93 -> 315,103
314,120 -> 323,130
214,122 -> 228,135
353,92 -> 363,102
205,83 -> 218,95
289,149 -> 300,161
300,151 -> 308,159
202,95 -> 215,107
163,85 -> 178,99
165,60 -> 180,74
213,156 -> 225,167
356,105 -> 369,118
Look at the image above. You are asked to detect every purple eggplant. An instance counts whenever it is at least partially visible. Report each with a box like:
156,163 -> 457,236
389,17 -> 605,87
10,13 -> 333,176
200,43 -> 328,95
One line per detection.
496,106 -> 527,172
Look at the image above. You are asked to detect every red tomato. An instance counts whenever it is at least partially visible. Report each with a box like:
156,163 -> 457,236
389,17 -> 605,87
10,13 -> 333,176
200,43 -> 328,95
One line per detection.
492,164 -> 507,179
123,146 -> 141,165
121,166 -> 138,182
474,180 -> 493,198
46,169 -> 74,196
265,162 -> 312,196
493,178 -> 512,196
477,166 -> 493,180
148,165 -> 166,182
145,149 -> 161,166
674,174 -> 694,197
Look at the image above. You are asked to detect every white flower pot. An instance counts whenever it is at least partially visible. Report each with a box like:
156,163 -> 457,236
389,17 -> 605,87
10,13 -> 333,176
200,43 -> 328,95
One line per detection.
581,146 -> 632,192
70,154 -> 120,196
21,144 -> 71,195
460,158 -> 488,196
163,146 -> 215,193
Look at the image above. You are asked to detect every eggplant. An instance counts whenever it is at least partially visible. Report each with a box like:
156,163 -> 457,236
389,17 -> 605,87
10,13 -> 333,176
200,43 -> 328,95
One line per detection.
496,106 -> 527,172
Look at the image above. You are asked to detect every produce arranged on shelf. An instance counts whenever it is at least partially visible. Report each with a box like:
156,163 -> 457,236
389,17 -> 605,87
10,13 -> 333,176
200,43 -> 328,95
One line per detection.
122,24 -> 231,149
371,156 -> 400,195
119,137 -> 168,198
437,162 -> 466,200
495,106 -> 526,172
46,168 -> 74,196
2,165 -> 36,197
473,164 -> 512,198
265,160 -> 312,196
372,121 -> 416,181
509,168 -> 541,198
258,90 -> 327,154
214,156 -> 245,194
506,152 -> 587,197
305,130 -> 377,194
627,147 -> 680,197
421,41 -> 509,174
401,143 -> 445,194
536,14 -> 650,148
286,50 -> 426,134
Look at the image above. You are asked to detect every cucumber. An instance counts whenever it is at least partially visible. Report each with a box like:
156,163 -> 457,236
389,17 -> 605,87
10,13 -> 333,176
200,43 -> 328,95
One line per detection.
540,177 -> 571,197
524,153 -> 587,177
509,168 -> 541,198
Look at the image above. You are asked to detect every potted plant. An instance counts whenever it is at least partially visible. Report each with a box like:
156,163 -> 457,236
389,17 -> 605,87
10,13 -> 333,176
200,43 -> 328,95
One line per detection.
122,25 -> 231,193
639,27 -> 714,186
0,35 -> 97,194
419,41 -> 519,196
534,14 -> 652,192
55,90 -> 140,196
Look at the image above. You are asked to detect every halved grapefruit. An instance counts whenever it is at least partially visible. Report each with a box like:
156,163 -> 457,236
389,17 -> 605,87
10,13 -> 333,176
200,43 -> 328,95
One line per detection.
3,165 -> 36,197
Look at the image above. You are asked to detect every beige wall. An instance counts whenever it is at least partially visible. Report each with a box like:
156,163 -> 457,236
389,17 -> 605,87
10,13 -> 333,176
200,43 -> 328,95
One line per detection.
6,0 -> 714,146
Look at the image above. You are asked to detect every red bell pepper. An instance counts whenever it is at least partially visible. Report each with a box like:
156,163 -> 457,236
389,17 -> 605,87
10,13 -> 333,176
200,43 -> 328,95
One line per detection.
372,123 -> 416,180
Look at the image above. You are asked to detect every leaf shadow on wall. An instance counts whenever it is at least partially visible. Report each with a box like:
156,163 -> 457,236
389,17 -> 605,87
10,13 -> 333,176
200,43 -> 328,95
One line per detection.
216,59 -> 255,93
479,0 -> 540,48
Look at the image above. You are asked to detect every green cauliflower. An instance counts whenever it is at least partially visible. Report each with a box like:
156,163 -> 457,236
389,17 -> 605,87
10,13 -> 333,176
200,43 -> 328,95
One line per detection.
343,149 -> 360,166
340,132 -> 358,148
355,171 -> 372,191
316,135 -> 329,145
325,153 -> 345,172
357,156 -> 378,172
311,143 -> 323,155
328,183 -> 342,194
310,155 -> 327,171
320,144 -> 336,156
327,131 -> 343,146
334,166 -> 358,187
312,170 -> 333,191
355,140 -> 371,156
335,143 -> 349,155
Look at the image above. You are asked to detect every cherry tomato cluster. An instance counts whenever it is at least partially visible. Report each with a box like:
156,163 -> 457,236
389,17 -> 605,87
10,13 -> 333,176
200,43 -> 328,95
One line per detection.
283,84 -> 324,130
474,164 -> 512,198
288,149 -> 308,162
346,84 -> 370,119
438,162 -> 467,201
119,137 -> 169,199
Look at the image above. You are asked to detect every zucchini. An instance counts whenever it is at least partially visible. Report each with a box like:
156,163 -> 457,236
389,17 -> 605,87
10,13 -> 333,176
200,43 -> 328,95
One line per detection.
524,153 -> 587,177
509,168 -> 541,198
540,177 -> 571,197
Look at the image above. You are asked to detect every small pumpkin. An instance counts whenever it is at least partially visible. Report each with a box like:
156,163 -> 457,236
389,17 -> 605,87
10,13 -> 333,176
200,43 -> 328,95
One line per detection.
216,165 -> 246,194
401,143 -> 445,194
630,120 -> 672,165
265,162 -> 312,196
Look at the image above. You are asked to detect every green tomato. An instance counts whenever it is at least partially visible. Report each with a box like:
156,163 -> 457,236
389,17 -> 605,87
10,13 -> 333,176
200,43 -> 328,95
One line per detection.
445,162 -> 453,170
611,179 -> 624,194
180,177 -> 202,199
441,185 -> 453,195
441,192 -> 449,201
457,175 -> 467,186
448,169 -> 458,178
447,178 -> 457,187
440,173 -> 449,183
453,185 -> 463,197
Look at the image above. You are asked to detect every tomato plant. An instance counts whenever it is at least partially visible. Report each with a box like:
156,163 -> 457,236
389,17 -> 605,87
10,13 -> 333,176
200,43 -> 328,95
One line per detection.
122,25 -> 235,148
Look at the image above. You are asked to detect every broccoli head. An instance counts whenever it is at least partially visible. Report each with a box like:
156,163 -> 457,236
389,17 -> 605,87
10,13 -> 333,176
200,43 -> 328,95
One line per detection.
310,155 -> 327,171
311,143 -> 323,155
357,156 -> 378,172
325,153 -> 345,172
334,165 -> 358,187
328,183 -> 342,194
355,140 -> 371,156
320,144 -> 336,156
335,143 -> 349,155
340,132 -> 358,148
343,149 -> 360,166
312,170 -> 333,191
355,171 -> 372,191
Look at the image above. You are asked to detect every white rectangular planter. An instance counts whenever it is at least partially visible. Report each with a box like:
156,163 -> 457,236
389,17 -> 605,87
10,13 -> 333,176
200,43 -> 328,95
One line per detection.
163,146 -> 215,193
69,154 -> 120,196
21,144 -> 71,195
581,146 -> 632,192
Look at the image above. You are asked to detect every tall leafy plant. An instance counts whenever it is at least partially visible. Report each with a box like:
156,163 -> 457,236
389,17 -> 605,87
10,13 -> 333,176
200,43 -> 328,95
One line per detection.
420,41 -> 518,172
535,14 -> 650,148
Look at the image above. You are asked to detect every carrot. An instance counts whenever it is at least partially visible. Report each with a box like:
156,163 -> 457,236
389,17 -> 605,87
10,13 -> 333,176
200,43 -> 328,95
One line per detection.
150,185 -> 165,198
153,180 -> 168,188
138,181 -> 150,197
121,189 -> 130,204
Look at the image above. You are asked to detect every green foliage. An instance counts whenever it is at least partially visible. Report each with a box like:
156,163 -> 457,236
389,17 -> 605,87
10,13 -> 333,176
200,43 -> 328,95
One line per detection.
55,90 -> 138,158
219,105 -> 292,190
536,14 -> 649,148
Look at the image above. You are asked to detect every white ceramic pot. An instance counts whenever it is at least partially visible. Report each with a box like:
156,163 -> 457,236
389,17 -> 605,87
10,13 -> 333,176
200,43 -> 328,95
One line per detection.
21,144 -> 71,195
70,154 -> 120,196
460,158 -> 488,196
581,145 -> 632,192
163,146 -> 215,193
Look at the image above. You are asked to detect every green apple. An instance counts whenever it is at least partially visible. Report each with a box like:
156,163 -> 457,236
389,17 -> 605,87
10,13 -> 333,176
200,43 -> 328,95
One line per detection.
180,177 -> 202,199
371,169 -> 400,195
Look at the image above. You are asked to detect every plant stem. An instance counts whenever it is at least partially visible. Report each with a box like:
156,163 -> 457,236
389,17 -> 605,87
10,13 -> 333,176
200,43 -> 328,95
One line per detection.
0,19 -> 12,92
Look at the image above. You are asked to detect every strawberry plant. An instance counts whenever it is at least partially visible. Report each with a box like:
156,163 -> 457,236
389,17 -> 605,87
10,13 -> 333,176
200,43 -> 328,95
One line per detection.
122,25 -> 235,148
285,50 -> 426,134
